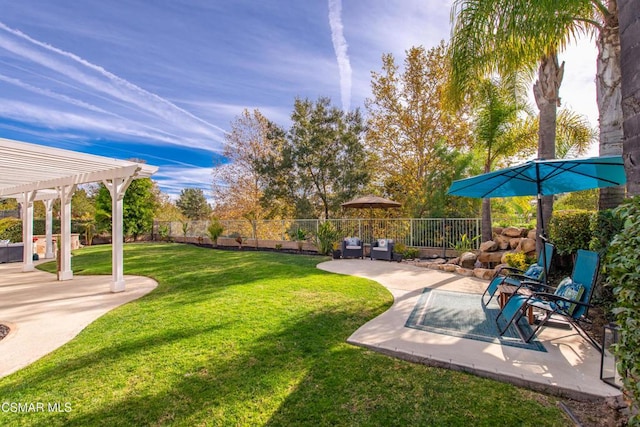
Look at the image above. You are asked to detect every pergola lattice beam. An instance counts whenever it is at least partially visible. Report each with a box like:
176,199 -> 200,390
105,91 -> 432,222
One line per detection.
0,138 -> 157,197
0,137 -> 158,292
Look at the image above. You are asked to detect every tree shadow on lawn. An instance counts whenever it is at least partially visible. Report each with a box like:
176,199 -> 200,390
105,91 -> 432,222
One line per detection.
61,243 -> 328,306
11,243 -> 564,425
2,305 -> 561,426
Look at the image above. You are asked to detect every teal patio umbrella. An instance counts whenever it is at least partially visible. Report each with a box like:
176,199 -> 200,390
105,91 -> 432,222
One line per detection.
447,155 -> 626,238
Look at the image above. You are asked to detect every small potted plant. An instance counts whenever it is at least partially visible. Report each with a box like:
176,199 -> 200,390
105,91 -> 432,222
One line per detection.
332,241 -> 341,259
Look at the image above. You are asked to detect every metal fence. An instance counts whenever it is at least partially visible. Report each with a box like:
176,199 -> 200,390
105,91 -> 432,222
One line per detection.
154,217 -> 482,250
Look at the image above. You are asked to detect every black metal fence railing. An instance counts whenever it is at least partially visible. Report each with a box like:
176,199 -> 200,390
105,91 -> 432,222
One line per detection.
154,218 -> 482,250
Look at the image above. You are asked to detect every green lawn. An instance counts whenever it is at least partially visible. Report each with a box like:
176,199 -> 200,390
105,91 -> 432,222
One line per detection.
0,243 -> 567,426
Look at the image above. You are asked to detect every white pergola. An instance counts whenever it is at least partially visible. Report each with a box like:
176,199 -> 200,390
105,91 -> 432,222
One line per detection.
0,138 -> 158,292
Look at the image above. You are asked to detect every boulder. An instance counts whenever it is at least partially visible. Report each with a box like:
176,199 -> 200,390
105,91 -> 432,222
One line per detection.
502,226 -> 523,238
477,251 -> 505,264
494,235 -> 511,250
449,257 -> 460,265
509,237 -> 522,249
429,258 -> 446,264
516,238 -> 536,254
474,268 -> 495,280
527,229 -> 537,240
460,252 -> 477,269
479,240 -> 498,252
442,264 -> 457,272
455,266 -> 476,277
493,226 -> 504,236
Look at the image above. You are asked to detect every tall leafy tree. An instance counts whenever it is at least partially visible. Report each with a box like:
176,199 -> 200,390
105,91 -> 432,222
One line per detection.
366,43 -> 474,217
153,187 -> 186,222
212,109 -> 284,220
261,97 -> 369,219
95,178 -> 157,240
176,188 -> 212,220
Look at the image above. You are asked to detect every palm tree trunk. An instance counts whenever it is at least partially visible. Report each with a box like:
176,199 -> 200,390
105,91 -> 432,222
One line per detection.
481,198 -> 492,242
481,159 -> 492,242
619,0 -> 640,196
598,0 -> 626,208
533,53 -> 563,242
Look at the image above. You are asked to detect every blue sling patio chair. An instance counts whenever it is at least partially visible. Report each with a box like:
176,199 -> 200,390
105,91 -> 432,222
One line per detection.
481,241 -> 555,306
496,249 -> 601,349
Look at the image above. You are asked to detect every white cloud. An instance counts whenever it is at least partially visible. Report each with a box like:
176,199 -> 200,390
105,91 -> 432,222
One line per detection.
0,21 -> 227,150
153,166 -> 214,200
328,0 -> 352,111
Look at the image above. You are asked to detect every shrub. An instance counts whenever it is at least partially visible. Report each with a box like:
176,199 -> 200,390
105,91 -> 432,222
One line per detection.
548,210 -> 594,256
207,219 -> 224,246
158,225 -> 170,242
453,233 -> 479,252
315,221 -> 338,256
390,242 -> 417,259
589,209 -> 624,305
604,196 -> 640,421
0,217 -> 22,242
502,252 -> 534,271
404,247 -> 420,259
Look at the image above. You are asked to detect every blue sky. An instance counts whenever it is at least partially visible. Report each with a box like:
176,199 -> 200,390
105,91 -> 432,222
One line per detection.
0,0 -> 598,200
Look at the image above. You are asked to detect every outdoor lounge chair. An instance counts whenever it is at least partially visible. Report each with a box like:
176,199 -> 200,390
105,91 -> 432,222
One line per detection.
370,238 -> 394,261
341,237 -> 364,259
481,241 -> 555,305
496,249 -> 601,348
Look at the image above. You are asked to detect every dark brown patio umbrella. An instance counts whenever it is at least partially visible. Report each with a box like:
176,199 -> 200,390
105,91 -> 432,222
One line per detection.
341,195 -> 401,209
341,195 -> 401,243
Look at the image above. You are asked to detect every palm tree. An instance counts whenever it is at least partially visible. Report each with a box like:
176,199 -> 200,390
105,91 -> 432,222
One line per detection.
472,77 -> 536,241
449,0 -> 586,246
472,79 -> 596,242
450,0 -> 626,207
618,0 -> 640,195
554,110 -> 598,158
590,0 -> 626,207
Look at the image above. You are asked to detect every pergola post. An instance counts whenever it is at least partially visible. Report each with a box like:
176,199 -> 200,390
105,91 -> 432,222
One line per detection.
103,176 -> 133,293
19,190 -> 36,272
57,184 -> 76,281
44,198 -> 55,259
0,139 -> 157,291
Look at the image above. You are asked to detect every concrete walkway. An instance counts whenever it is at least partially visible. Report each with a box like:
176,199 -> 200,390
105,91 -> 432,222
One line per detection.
318,259 -> 622,402
0,262 -> 157,379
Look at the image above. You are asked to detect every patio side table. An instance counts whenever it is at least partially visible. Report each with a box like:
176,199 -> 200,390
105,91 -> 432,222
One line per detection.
498,284 -> 534,324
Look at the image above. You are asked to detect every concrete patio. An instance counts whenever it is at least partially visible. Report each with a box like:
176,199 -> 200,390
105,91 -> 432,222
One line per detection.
0,261 -> 157,379
318,259 -> 622,402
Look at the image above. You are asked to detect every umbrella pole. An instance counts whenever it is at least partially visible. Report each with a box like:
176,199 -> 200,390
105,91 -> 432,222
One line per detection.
536,193 -> 548,285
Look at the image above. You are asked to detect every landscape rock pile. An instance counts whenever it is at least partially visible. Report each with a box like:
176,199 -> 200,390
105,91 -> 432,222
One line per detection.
407,226 -> 537,280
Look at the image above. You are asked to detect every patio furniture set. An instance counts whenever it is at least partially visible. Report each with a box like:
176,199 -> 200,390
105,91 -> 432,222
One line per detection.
340,237 -> 400,261
486,242 -> 603,351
